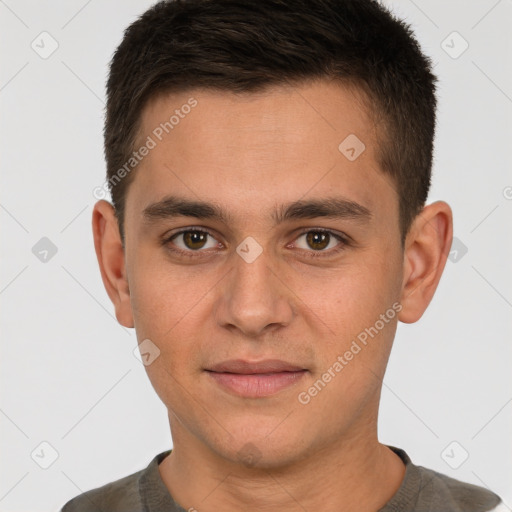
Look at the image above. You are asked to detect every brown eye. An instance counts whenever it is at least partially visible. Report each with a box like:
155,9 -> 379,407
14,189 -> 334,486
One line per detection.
169,230 -> 219,252
305,231 -> 330,250
293,229 -> 346,256
183,231 -> 208,250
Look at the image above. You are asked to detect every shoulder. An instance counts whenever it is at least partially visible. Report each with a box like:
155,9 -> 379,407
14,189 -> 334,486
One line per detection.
385,447 -> 503,512
60,469 -> 143,512
59,451 -> 171,512
422,467 -> 502,512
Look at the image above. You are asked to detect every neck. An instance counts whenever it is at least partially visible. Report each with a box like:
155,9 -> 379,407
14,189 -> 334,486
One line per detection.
159,418 -> 405,512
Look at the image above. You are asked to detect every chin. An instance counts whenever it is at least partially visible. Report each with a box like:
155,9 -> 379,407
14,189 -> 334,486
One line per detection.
211,427 -> 310,470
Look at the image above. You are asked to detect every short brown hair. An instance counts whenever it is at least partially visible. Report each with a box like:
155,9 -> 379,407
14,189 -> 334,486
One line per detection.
105,0 -> 437,243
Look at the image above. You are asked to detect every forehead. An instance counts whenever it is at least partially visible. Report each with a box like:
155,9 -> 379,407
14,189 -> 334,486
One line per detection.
126,80 -> 396,227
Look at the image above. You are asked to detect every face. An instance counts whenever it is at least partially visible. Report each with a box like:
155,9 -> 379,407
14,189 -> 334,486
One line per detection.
119,80 -> 406,467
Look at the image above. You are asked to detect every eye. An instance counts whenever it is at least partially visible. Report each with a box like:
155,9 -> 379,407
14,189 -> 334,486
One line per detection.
167,229 -> 220,252
163,227 -> 350,260
293,229 -> 347,255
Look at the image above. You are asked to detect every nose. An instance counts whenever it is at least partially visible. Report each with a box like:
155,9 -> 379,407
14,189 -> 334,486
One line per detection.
215,246 -> 295,338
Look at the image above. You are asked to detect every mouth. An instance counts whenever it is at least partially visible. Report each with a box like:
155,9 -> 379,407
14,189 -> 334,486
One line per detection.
204,359 -> 308,398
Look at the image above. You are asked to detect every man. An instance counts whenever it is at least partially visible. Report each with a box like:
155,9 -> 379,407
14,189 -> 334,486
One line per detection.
61,0 -> 504,510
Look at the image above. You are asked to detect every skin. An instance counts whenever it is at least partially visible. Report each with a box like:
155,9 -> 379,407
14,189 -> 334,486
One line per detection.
92,79 -> 452,511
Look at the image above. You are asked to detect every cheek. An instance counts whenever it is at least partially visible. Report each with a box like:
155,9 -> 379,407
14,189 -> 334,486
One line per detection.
128,256 -> 223,390
315,258 -> 400,341
129,267 -> 205,405
128,250 -> 211,338
301,247 -> 402,407
295,267 -> 400,432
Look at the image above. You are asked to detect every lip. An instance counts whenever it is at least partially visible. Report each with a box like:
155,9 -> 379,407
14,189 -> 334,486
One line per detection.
207,359 -> 306,374
205,359 -> 307,398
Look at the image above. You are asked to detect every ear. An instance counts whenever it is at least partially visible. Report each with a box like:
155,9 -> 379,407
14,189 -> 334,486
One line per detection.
92,200 -> 134,328
398,201 -> 453,324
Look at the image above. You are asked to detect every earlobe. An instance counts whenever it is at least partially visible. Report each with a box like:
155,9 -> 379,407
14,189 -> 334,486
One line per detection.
92,200 -> 134,328
398,201 -> 453,324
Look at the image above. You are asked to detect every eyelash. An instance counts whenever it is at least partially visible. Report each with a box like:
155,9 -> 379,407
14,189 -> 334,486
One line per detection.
161,226 -> 351,260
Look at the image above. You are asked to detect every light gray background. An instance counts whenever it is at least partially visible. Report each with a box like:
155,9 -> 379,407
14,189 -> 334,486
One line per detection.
1,1 -> 511,511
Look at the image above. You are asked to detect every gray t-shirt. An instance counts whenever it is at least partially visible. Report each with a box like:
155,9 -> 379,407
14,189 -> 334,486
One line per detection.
60,447 -> 502,512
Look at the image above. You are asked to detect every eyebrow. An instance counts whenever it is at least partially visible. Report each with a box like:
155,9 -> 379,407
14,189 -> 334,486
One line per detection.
142,195 -> 372,226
